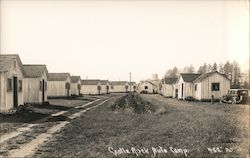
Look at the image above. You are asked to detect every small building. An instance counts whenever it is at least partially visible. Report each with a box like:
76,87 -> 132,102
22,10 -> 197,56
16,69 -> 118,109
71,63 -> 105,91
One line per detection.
193,71 -> 230,101
109,81 -> 128,93
161,77 -> 177,97
81,79 -> 101,95
129,82 -> 137,92
47,73 -> 71,97
70,76 -> 81,96
176,73 -> 200,100
0,54 -> 24,112
23,65 -> 48,104
100,80 -> 110,94
138,80 -> 158,94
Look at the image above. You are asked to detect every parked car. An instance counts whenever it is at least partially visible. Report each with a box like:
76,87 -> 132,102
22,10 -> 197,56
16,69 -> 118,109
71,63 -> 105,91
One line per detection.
220,89 -> 249,104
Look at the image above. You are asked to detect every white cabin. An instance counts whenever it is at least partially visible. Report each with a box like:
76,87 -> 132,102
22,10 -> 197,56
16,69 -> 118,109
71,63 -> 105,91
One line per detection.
161,77 -> 177,97
70,76 -> 81,96
47,73 -> 71,97
176,73 -> 200,100
193,71 -> 230,101
138,80 -> 158,94
0,54 -> 24,112
81,79 -> 101,95
23,65 -> 48,104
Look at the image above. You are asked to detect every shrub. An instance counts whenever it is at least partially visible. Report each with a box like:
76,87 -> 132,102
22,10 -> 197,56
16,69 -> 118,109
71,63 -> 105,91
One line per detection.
111,93 -> 156,114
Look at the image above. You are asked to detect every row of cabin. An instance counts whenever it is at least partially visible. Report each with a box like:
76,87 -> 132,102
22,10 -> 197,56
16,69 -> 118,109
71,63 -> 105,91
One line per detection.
160,71 -> 230,101
81,80 -> 136,95
0,54 -> 137,112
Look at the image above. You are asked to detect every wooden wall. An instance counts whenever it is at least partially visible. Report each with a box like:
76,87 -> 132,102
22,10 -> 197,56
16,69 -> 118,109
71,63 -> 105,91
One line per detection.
0,59 -> 24,112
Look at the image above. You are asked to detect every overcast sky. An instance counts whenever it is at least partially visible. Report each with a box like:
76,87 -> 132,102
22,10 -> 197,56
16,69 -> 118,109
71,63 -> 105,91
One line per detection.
1,0 -> 249,82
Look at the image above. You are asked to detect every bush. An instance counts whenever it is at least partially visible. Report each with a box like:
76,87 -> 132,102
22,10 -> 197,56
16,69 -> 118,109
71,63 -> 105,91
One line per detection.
111,93 -> 156,114
185,96 -> 194,101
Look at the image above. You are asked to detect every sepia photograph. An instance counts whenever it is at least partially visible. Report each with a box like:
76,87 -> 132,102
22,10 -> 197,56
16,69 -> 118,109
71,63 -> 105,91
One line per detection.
0,0 -> 249,157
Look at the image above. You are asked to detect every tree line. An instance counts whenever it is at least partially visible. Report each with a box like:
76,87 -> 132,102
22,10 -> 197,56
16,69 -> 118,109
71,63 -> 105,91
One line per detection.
164,61 -> 249,89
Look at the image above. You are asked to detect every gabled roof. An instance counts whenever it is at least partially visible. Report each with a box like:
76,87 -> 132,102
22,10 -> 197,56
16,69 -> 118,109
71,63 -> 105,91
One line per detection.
145,80 -> 157,87
129,82 -> 136,85
81,79 -> 100,85
180,73 -> 201,82
163,77 -> 177,84
194,71 -> 230,82
70,76 -> 81,83
109,81 -> 128,85
0,60 -> 13,72
23,65 -> 48,78
48,73 -> 70,81
100,80 -> 109,85
0,54 -> 25,74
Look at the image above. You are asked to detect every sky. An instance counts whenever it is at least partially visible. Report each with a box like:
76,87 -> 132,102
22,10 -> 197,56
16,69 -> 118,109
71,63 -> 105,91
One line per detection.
1,0 -> 249,82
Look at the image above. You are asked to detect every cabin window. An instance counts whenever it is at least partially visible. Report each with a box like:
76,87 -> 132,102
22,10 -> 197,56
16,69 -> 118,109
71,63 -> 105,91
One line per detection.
39,81 -> 43,91
7,78 -> 12,91
111,85 -> 114,89
212,83 -> 220,91
195,84 -> 197,91
18,80 -> 22,91
145,86 -> 148,90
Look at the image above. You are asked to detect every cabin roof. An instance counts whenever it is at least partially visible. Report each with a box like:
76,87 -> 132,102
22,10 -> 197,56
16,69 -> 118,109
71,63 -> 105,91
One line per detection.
0,60 -> 13,72
100,80 -> 109,85
194,71 -> 230,82
109,81 -> 127,85
48,73 -> 70,81
81,79 -> 100,85
70,76 -> 81,83
163,77 -> 177,84
0,54 -> 25,74
180,73 -> 201,82
23,65 -> 48,78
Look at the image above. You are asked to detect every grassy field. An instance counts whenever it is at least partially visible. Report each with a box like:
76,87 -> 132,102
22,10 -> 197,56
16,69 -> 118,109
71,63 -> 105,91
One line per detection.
33,94 -> 249,158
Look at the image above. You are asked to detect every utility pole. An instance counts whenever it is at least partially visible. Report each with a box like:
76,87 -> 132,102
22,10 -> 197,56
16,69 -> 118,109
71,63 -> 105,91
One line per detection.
129,72 -> 131,92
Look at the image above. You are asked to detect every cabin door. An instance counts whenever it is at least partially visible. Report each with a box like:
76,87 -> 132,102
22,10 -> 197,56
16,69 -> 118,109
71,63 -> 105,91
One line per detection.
42,80 -> 45,102
13,77 -> 18,108
181,83 -> 184,98
175,89 -> 178,98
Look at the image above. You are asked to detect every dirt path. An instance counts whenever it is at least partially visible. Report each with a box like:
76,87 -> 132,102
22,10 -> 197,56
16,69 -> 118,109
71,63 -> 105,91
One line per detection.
0,94 -> 113,157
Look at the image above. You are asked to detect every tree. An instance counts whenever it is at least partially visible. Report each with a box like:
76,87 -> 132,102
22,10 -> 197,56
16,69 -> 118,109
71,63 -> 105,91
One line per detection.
125,85 -> 128,93
106,85 -> 109,94
197,63 -> 208,74
164,67 -> 179,77
183,65 -> 195,73
231,61 -> 241,87
219,63 -> 224,74
97,85 -> 101,95
212,62 -> 218,72
223,61 -> 232,78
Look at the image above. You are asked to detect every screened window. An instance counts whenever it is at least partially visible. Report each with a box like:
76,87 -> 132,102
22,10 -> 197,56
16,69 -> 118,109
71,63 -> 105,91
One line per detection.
195,84 -> 197,91
18,80 -> 22,91
7,78 -> 12,91
39,81 -> 43,91
212,83 -> 220,91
